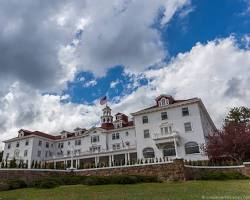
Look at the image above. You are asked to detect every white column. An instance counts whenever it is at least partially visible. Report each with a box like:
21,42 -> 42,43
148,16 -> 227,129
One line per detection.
128,153 -> 130,164
112,155 -> 114,163
125,153 -> 127,165
109,155 -> 112,167
174,138 -> 178,158
76,159 -> 79,169
94,157 -> 97,167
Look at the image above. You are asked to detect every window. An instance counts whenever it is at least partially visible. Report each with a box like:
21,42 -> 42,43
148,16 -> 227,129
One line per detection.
67,151 -> 71,156
144,129 -> 150,138
182,107 -> 189,116
159,98 -> 169,107
163,143 -> 176,156
90,146 -> 101,152
24,150 -> 28,157
184,122 -> 192,132
25,140 -> 29,146
75,140 -> 81,146
125,141 -> 130,146
46,142 -> 49,148
38,140 -> 42,146
14,150 -> 19,158
143,147 -> 155,158
74,149 -> 81,155
112,143 -> 120,150
7,143 -> 11,149
185,142 -> 200,154
91,135 -> 99,143
6,153 -> 9,159
160,126 -> 172,135
37,150 -> 41,157
125,132 -> 129,136
16,142 -> 19,148
45,151 -> 48,157
68,141 -> 70,145
112,133 -> 120,140
58,143 -> 63,149
142,116 -> 148,124
161,112 -> 168,120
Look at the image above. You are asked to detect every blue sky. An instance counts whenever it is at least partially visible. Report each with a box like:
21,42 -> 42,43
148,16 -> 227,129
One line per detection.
0,0 -> 250,147
63,0 -> 250,104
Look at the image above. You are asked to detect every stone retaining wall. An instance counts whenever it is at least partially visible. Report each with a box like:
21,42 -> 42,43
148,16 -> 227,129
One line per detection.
75,159 -> 185,181
184,162 -> 250,180
0,159 -> 185,182
1,160 -> 249,182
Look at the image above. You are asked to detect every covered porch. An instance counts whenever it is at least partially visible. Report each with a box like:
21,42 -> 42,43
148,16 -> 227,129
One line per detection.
153,131 -> 180,158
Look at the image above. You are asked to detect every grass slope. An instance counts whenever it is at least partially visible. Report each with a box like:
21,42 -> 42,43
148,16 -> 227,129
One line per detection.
0,180 -> 250,200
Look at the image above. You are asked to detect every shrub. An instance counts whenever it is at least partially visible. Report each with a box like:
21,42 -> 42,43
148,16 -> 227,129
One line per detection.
37,180 -> 59,189
30,177 -> 63,189
200,172 -> 248,180
7,179 -> 27,190
0,182 -> 9,191
84,176 -> 109,185
110,175 -> 138,184
83,175 -> 160,185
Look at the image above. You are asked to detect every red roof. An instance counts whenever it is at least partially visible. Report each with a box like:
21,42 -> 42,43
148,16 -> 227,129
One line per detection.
133,98 -> 198,113
20,129 -> 60,140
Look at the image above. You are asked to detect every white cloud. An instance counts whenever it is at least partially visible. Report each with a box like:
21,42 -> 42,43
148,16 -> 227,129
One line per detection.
112,36 -> 250,129
0,0 -> 190,93
0,36 -> 249,150
73,0 -> 190,76
83,80 -> 97,88
110,80 -> 120,88
0,82 -> 102,150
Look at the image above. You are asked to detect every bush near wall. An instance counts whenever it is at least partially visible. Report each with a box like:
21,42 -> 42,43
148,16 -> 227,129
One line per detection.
0,175 -> 160,191
184,160 -> 243,166
200,172 -> 248,180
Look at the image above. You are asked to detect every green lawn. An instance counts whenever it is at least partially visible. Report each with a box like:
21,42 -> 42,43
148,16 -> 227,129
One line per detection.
0,180 -> 250,200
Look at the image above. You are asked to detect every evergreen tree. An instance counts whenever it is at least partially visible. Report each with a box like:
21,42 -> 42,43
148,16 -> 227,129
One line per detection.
225,106 -> 250,125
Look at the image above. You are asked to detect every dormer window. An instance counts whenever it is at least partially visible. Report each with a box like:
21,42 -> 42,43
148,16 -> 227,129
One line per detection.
18,131 -> 24,137
159,98 -> 169,107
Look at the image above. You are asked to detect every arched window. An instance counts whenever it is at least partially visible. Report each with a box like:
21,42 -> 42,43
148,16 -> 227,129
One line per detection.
163,143 -> 176,156
185,142 -> 200,154
143,147 -> 155,158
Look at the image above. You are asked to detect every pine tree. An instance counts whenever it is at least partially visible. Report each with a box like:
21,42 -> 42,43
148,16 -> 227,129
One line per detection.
225,106 -> 250,125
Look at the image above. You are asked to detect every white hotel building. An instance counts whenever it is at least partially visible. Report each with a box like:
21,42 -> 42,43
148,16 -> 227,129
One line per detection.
1,95 -> 216,169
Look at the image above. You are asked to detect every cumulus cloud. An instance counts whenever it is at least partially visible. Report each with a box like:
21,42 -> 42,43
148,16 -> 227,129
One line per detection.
1,36 -> 249,150
0,0 -> 192,149
110,80 -> 120,88
114,36 -> 250,128
83,80 -> 97,88
0,82 -> 102,149
0,0 -> 189,92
